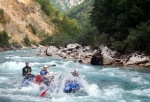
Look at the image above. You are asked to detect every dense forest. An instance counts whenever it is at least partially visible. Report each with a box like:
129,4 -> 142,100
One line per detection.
66,0 -> 98,46
90,0 -> 150,54
67,0 -> 150,54
37,0 -> 150,54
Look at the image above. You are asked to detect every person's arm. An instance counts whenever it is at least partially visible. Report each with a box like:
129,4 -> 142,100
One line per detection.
30,67 -> 32,73
45,69 -> 49,74
27,67 -> 31,74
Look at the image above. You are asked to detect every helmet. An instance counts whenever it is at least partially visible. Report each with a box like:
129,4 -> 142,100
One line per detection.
74,68 -> 78,72
43,65 -> 48,68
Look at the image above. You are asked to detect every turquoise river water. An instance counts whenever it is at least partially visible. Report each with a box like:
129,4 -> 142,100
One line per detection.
0,49 -> 150,102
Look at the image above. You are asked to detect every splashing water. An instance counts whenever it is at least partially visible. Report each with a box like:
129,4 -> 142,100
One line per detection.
0,49 -> 150,102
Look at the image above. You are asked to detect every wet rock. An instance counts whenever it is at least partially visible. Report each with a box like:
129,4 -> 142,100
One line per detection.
39,46 -> 47,56
103,54 -> 114,65
46,46 -> 58,56
145,62 -> 150,67
38,44 -> 150,68
67,43 -> 82,49
31,44 -> 37,49
126,53 -> 149,65
91,49 -> 103,65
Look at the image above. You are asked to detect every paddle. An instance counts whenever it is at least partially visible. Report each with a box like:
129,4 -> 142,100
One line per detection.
47,64 -> 56,71
50,64 -> 56,67
39,77 -> 55,97
40,89 -> 48,97
40,74 -> 62,97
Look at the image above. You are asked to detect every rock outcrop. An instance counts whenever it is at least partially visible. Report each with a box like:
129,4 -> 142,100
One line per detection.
0,0 -> 55,45
125,53 -> 149,66
39,44 -> 150,67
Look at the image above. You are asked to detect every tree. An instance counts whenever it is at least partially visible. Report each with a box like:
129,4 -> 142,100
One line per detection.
0,31 -> 9,47
126,22 -> 150,53
35,0 -> 80,46
90,0 -> 150,53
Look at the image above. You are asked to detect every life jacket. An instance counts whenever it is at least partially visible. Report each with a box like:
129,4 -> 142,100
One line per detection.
24,67 -> 31,73
35,75 -> 43,84
23,66 -> 31,76
40,70 -> 47,75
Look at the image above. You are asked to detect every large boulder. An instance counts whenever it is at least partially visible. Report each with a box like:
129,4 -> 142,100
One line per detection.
81,58 -> 91,64
91,47 -> 114,65
39,46 -> 47,56
103,54 -> 114,65
0,48 -> 4,52
31,44 -> 37,49
46,46 -> 58,56
100,45 -> 115,65
145,62 -> 150,67
67,43 -> 82,49
100,45 -> 116,57
91,50 -> 103,65
126,53 -> 149,65
83,46 -> 91,52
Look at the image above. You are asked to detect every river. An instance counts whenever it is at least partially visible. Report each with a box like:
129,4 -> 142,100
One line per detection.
0,49 -> 150,102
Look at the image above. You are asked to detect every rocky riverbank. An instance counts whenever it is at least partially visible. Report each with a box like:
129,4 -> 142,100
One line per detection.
39,43 -> 150,68
1,43 -> 149,67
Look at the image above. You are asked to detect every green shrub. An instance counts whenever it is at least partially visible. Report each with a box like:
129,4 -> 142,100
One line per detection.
111,39 -> 125,53
0,9 -> 6,24
29,23 -> 36,34
0,30 -> 10,47
40,35 -> 52,46
23,35 -> 31,46
126,22 -> 150,54
34,0 -> 57,18
75,26 -> 99,46
50,33 -> 72,47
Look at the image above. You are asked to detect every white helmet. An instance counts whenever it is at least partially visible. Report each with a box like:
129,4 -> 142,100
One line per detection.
74,68 -> 78,72
44,65 -> 48,68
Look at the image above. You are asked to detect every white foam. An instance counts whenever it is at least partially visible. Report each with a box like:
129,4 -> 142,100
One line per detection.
84,83 -> 101,96
5,56 -> 20,59
0,61 -> 25,71
131,77 -> 149,85
0,77 -> 9,83
131,88 -> 150,97
101,85 -> 124,101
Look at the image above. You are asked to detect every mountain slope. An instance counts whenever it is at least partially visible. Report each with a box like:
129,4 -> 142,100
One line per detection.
67,0 -> 93,26
0,0 -> 55,45
49,0 -> 85,12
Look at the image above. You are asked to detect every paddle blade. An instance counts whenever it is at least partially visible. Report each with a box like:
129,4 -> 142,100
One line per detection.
51,64 -> 56,66
40,89 -> 48,97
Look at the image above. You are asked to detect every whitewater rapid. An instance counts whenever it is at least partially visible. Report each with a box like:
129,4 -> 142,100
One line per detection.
0,49 -> 150,102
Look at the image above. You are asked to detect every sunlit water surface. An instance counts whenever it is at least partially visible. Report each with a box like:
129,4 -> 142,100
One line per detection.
0,49 -> 150,102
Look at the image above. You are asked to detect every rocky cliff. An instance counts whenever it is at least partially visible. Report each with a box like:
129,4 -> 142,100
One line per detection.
0,0 -> 55,45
